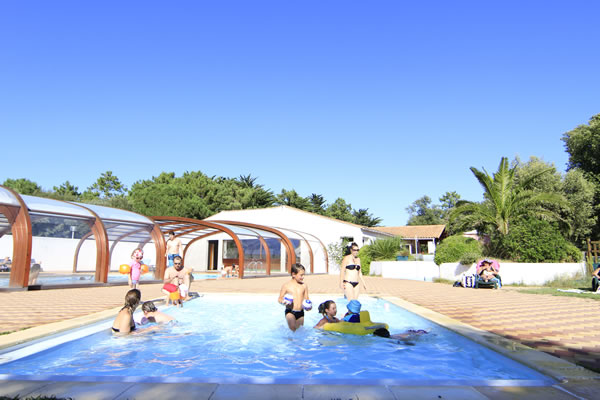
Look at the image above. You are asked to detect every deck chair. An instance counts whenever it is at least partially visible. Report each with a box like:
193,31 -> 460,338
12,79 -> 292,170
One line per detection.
475,259 -> 502,289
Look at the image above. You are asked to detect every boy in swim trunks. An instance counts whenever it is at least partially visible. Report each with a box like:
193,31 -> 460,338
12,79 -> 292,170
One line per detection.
278,263 -> 311,332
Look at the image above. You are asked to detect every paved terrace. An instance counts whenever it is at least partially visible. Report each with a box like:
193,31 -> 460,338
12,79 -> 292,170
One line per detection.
1,275 -> 600,399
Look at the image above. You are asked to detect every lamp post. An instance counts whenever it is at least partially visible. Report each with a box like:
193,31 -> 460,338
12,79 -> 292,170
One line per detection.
70,226 -> 76,239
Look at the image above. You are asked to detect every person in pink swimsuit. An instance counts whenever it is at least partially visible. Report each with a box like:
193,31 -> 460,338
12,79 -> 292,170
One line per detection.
129,248 -> 144,290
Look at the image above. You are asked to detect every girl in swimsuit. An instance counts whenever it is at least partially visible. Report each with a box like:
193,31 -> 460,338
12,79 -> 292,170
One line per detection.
339,242 -> 367,300
111,289 -> 141,334
128,248 -> 144,290
314,300 -> 340,329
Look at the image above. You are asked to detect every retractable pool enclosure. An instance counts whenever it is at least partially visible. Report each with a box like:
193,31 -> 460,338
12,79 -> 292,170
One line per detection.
0,187 -> 325,288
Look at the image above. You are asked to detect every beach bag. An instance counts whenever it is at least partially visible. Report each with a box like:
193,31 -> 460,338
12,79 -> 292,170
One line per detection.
163,283 -> 178,293
462,274 -> 476,288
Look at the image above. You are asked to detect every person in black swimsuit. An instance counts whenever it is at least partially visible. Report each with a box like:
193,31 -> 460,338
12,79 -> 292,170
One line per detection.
278,263 -> 311,332
340,242 -> 367,300
111,289 -> 141,334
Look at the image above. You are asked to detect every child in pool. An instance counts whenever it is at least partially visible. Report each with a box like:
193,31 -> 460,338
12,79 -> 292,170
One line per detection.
128,248 -> 144,290
314,300 -> 340,329
278,263 -> 311,332
343,299 -> 361,322
373,327 -> 429,344
140,301 -> 175,324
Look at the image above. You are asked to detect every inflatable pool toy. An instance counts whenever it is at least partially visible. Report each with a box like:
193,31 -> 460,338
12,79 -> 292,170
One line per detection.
323,311 -> 388,336
119,264 -> 131,274
169,291 -> 181,301
302,299 -> 312,311
283,294 -> 293,306
141,264 -> 149,274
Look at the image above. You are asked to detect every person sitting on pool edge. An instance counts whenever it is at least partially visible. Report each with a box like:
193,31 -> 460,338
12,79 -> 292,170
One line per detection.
111,289 -> 141,335
278,263 -> 311,332
140,301 -> 175,324
314,300 -> 340,329
343,300 -> 361,323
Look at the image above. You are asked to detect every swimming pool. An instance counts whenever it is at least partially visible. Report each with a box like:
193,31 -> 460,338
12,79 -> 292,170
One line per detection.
0,272 -> 219,287
0,295 -> 553,385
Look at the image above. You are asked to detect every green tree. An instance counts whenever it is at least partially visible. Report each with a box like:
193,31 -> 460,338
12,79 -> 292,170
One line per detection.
326,198 -> 354,222
450,157 -> 568,235
562,114 -> 600,179
2,178 -> 42,195
308,193 -> 326,215
514,156 -> 596,246
352,208 -> 382,227
275,189 -> 311,210
83,171 -> 127,199
406,196 -> 444,225
52,181 -> 80,200
562,113 -> 600,238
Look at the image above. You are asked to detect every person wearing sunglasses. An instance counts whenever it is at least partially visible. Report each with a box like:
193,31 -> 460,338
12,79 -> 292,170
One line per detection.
339,242 -> 367,300
162,255 -> 191,306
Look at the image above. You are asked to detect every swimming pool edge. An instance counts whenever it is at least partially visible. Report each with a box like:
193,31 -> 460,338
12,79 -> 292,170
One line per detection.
380,295 -> 600,383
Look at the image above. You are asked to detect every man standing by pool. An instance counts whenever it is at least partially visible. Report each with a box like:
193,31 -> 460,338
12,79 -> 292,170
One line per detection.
165,231 -> 182,267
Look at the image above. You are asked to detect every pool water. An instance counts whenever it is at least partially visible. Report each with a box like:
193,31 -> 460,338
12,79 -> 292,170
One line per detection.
0,295 -> 552,385
0,273 -> 218,287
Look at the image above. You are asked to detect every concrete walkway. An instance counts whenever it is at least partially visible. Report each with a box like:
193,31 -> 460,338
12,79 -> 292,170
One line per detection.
1,275 -> 600,399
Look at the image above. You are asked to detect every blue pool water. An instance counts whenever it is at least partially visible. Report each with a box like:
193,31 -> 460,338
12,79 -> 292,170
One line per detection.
0,295 -> 552,385
0,273 -> 219,287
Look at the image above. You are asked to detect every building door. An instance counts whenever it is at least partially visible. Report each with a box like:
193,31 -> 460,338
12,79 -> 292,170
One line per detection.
208,240 -> 219,271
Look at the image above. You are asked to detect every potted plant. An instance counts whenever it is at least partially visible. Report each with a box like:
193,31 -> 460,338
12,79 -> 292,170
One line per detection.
396,248 -> 410,261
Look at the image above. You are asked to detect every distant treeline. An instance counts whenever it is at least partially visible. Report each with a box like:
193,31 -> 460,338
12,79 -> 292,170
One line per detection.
2,171 -> 382,228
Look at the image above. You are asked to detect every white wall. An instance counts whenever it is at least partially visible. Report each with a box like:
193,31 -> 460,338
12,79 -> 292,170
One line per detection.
370,261 -> 439,282
207,206 -> 391,275
0,235 -> 158,273
372,260 -> 586,286
439,262 -> 586,285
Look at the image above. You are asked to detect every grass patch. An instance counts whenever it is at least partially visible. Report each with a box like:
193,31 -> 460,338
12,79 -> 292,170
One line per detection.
516,287 -> 600,300
433,278 -> 455,285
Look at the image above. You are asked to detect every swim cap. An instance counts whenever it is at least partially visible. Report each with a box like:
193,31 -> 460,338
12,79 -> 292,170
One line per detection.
347,300 -> 361,314
302,299 -> 312,311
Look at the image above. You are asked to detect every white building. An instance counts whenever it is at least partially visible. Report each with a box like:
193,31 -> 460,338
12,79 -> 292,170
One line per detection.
201,206 -> 393,275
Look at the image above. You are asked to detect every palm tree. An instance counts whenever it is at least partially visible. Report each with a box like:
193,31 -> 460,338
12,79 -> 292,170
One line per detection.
450,157 -> 568,235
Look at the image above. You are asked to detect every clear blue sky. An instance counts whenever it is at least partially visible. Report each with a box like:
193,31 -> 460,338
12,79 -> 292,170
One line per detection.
1,1 -> 599,226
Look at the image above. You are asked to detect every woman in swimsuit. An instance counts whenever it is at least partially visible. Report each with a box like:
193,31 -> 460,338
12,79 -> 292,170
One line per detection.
339,242 -> 367,300
111,289 -> 141,334
314,300 -> 340,329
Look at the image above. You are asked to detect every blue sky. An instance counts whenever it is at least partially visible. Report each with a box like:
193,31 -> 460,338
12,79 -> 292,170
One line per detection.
1,1 -> 599,226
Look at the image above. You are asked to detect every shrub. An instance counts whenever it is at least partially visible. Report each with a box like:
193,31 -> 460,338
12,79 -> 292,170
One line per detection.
434,235 -> 482,265
459,252 -> 479,265
369,236 -> 403,261
494,217 -> 582,262
358,245 -> 372,275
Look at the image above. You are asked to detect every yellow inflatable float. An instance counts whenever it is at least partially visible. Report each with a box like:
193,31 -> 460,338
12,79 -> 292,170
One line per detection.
323,311 -> 388,335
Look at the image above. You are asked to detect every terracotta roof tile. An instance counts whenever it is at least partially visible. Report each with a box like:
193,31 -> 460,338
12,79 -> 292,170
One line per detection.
373,225 -> 446,239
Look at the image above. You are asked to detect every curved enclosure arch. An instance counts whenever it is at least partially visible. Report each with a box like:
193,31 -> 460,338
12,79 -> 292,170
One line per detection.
0,189 -> 324,289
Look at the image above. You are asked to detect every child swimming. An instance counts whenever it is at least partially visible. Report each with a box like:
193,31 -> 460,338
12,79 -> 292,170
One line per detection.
314,300 -> 340,329
278,263 -> 311,332
140,301 -> 175,324
111,289 -> 141,335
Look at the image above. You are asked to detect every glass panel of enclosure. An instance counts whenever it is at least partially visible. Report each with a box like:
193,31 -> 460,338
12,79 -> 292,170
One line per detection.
0,187 -> 20,206
107,238 -> 158,283
0,214 -> 13,287
29,213 -> 96,287
241,238 -> 266,275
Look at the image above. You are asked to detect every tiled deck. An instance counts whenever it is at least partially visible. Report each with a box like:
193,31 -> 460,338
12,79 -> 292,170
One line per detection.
1,275 -> 600,399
